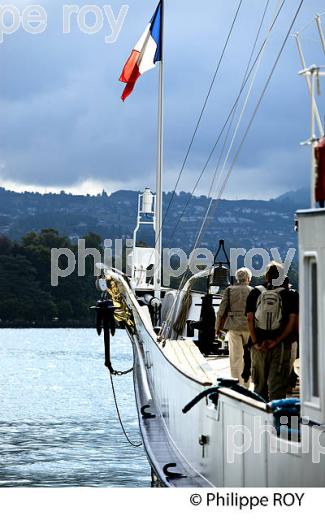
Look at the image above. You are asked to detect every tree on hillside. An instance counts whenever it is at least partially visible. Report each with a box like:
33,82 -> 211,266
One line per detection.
82,232 -> 102,249
0,255 -> 57,322
0,229 -> 100,324
0,235 -> 12,255
22,228 -> 70,249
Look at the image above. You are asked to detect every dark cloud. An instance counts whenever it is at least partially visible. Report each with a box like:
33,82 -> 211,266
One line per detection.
0,0 -> 324,198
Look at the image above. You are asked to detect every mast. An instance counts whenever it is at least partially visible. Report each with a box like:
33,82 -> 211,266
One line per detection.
310,68 -> 317,209
296,15 -> 325,209
298,65 -> 325,208
294,33 -> 324,137
316,14 -> 325,53
154,0 -> 164,298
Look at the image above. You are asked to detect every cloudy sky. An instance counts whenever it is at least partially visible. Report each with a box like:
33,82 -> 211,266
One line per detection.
1,0 -> 325,199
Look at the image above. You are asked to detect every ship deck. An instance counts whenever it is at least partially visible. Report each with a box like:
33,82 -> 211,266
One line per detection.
162,338 -> 230,386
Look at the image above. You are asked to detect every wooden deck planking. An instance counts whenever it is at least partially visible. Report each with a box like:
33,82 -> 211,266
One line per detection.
162,339 -> 222,385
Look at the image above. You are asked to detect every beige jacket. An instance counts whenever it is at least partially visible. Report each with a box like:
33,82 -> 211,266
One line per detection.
216,284 -> 252,332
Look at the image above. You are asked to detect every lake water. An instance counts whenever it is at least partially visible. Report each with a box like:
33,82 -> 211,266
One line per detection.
0,329 -> 150,487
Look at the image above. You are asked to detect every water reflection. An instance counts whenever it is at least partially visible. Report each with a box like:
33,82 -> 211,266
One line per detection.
0,329 -> 150,487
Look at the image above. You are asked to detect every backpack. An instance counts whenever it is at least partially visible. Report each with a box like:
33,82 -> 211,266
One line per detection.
254,286 -> 284,331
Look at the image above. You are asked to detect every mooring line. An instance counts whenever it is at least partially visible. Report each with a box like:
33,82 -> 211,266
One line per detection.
108,371 -> 143,448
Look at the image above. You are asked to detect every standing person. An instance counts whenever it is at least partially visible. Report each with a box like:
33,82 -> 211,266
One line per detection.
246,262 -> 298,401
216,267 -> 252,387
282,277 -> 299,393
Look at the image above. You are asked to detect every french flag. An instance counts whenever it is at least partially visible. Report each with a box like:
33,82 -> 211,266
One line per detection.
119,2 -> 162,101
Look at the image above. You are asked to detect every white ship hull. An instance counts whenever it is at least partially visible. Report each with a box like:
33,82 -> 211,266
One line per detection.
130,308 -> 324,487
106,222 -> 325,487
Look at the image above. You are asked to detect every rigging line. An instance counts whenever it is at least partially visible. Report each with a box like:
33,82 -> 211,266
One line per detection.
196,0 -> 306,251
163,0 -> 244,194
161,0 -> 292,338
165,0 -> 283,297
168,0 -> 271,239
194,41 -> 266,249
161,0 -> 285,338
163,0 -> 286,249
149,2 -> 285,296
160,0 -> 286,340
109,371 -> 143,447
192,2 -> 285,245
148,0 -> 244,263
297,10 -> 325,35
181,18 -> 269,281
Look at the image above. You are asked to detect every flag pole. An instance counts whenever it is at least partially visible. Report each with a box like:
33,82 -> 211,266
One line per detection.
154,0 -> 164,298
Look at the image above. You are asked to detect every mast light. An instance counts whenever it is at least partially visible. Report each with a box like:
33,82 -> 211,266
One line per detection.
141,188 -> 154,214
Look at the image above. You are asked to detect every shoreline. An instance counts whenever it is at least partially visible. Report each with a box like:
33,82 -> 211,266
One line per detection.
0,322 -> 95,329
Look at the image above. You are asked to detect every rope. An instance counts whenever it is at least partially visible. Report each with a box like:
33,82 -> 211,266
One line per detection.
161,0 -> 282,329
173,286 -> 192,336
193,27 -> 269,246
179,0 -> 294,263
296,10 -> 325,35
163,0 -> 244,202
199,0 -> 306,239
109,371 -> 143,448
161,0 -> 302,337
168,0 -> 271,238
146,0 -> 244,270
